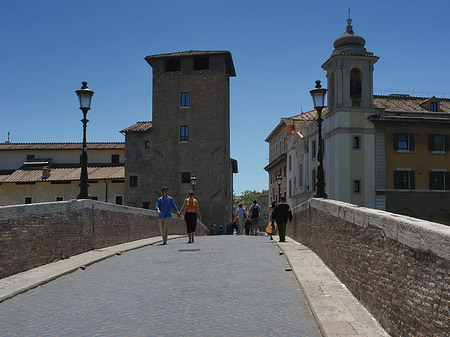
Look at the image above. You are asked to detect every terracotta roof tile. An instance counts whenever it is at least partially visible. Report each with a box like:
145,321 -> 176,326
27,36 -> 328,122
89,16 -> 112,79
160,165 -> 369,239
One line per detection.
0,142 -> 124,151
374,95 -> 450,112
120,121 -> 152,133
2,166 -> 124,183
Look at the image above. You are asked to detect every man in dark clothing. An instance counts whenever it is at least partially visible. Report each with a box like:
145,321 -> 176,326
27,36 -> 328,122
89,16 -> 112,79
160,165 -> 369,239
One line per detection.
271,197 -> 292,242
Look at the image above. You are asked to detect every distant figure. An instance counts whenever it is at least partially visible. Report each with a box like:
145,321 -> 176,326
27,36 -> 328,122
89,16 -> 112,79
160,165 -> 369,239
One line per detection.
249,200 -> 261,235
178,190 -> 201,244
218,225 -> 225,235
211,224 -> 218,235
156,187 -> 178,245
235,204 -> 247,235
271,197 -> 292,242
267,201 -> 277,240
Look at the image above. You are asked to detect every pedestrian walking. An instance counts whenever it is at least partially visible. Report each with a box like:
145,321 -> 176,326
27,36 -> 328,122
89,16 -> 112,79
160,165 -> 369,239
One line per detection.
178,190 -> 201,244
156,186 -> 178,245
249,200 -> 261,235
267,201 -> 277,240
271,197 -> 292,242
235,203 -> 247,235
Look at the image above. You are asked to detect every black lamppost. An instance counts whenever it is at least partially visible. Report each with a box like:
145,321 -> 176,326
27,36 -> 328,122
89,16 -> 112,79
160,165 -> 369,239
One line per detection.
75,81 -> 94,199
310,80 -> 328,198
190,174 -> 197,191
276,174 -> 282,202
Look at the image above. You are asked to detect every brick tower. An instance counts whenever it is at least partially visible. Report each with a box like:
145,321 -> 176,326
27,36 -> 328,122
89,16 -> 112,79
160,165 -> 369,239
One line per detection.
122,51 -> 237,228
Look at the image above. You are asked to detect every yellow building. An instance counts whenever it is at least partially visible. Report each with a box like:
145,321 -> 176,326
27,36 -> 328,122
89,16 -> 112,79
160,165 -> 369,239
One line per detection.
0,142 -> 125,205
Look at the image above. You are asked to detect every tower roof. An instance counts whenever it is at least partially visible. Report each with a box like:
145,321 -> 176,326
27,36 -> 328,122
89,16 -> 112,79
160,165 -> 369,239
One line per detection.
330,18 -> 374,58
333,18 -> 366,49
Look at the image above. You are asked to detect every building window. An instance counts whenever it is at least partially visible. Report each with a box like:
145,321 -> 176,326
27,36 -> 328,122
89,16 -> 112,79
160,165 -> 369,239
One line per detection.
111,154 -> 120,164
145,141 -> 150,148
312,169 -> 316,191
429,134 -> 449,152
165,58 -> 180,72
27,154 -> 35,161
115,196 -> 123,205
180,92 -> 190,107
299,164 -> 303,186
394,133 -> 414,151
288,155 -> 292,171
24,197 -> 33,204
283,166 -> 286,177
430,102 -> 438,112
289,179 -> 292,197
353,136 -> 360,149
312,140 -> 316,158
143,202 -> 150,209
130,176 -> 138,187
55,196 -> 64,201
181,171 -> 191,184
429,171 -> 450,190
180,125 -> 189,142
394,170 -> 415,189
353,180 -> 361,193
193,56 -> 209,71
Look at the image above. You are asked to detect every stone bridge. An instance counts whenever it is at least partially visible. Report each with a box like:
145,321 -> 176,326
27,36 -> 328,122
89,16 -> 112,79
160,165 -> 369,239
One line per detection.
0,199 -> 449,336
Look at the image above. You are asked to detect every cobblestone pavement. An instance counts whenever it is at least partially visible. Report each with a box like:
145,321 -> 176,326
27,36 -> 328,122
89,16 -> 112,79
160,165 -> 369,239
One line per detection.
0,236 -> 321,337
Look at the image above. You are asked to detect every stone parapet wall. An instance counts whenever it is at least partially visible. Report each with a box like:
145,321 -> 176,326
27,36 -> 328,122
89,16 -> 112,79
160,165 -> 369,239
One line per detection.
289,199 -> 450,337
0,200 -> 208,279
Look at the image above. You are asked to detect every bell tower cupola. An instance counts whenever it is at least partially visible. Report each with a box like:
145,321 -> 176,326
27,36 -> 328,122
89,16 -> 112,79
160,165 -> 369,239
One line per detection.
322,17 -> 379,112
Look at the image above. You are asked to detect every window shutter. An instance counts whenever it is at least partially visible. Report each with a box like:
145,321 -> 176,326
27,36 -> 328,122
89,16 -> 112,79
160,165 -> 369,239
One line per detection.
394,171 -> 400,189
410,171 -> 415,189
445,172 -> 450,190
393,134 -> 399,150
428,134 -> 434,151
409,134 -> 414,151
444,135 -> 450,152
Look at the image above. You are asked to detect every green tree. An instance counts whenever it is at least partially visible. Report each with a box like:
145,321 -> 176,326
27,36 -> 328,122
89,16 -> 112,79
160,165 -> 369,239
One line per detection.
240,190 -> 259,209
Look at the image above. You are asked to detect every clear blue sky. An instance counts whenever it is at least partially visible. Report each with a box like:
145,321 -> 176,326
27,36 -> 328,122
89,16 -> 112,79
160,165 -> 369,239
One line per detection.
1,0 -> 449,195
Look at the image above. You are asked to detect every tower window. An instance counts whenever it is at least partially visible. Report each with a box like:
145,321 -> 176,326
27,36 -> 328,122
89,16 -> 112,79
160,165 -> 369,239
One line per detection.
353,180 -> 361,193
350,68 -> 362,107
180,125 -> 189,142
181,171 -> 191,184
144,141 -> 150,148
353,136 -> 360,149
193,56 -> 209,71
165,58 -> 180,72
180,92 -> 190,107
130,176 -> 138,187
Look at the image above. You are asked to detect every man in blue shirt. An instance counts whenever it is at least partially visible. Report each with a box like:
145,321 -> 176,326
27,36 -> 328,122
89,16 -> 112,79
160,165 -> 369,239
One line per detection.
156,187 -> 178,245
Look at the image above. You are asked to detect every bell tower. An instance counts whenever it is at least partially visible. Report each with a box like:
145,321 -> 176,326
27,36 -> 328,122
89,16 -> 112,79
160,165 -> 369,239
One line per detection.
322,18 -> 379,111
321,17 -> 380,208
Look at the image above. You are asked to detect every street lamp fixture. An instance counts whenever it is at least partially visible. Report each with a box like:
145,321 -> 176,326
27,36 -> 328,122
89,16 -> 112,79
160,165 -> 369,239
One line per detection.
276,174 -> 282,202
310,80 -> 328,198
190,174 -> 197,191
75,81 -> 94,199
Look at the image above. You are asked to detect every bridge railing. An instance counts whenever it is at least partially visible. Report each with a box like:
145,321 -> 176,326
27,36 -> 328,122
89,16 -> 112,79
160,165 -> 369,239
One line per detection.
289,198 -> 450,337
0,199 -> 208,279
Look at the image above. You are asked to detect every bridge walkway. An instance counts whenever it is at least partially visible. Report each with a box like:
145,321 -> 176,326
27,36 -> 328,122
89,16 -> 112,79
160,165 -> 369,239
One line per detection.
0,235 -> 388,336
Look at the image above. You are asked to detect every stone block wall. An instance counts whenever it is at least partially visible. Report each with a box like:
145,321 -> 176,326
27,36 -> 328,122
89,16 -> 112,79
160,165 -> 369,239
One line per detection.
289,198 -> 450,337
0,200 -> 208,279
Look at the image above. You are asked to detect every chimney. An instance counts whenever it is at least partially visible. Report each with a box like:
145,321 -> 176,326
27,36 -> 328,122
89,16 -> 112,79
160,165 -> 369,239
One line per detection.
42,166 -> 51,179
